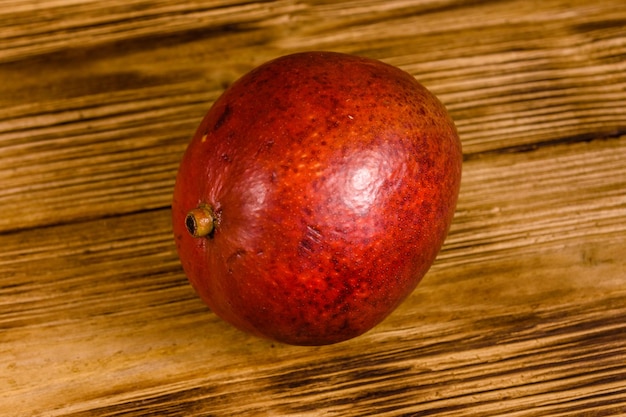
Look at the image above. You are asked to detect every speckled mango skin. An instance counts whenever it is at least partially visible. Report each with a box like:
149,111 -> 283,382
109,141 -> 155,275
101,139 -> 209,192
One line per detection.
172,51 -> 462,345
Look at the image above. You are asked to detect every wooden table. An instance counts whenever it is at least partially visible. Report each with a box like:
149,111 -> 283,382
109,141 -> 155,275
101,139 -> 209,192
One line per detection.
2,1 -> 625,415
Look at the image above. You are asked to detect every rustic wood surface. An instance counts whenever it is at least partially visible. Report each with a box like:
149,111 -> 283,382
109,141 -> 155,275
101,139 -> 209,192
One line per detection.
1,1 -> 625,416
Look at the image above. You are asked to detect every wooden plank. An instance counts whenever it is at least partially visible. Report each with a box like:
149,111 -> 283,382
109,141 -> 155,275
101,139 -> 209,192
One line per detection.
2,0 -> 625,233
2,135 -> 624,416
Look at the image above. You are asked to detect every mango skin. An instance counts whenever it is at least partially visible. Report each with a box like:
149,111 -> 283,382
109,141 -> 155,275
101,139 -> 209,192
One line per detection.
172,51 -> 462,345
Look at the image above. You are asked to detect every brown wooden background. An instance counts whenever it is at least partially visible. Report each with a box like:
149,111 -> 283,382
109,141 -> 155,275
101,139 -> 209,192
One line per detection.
2,1 -> 625,416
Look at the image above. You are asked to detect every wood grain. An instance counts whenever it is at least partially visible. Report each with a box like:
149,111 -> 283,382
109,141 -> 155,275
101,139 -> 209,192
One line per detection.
1,0 -> 625,416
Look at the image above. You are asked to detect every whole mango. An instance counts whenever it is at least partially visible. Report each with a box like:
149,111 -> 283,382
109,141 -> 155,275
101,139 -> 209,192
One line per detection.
172,51 -> 462,345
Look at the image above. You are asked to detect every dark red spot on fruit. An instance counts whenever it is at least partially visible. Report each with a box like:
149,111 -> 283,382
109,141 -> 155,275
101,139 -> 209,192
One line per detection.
213,105 -> 231,131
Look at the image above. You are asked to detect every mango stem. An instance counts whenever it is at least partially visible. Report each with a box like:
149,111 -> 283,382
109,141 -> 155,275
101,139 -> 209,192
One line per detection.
185,205 -> 215,238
